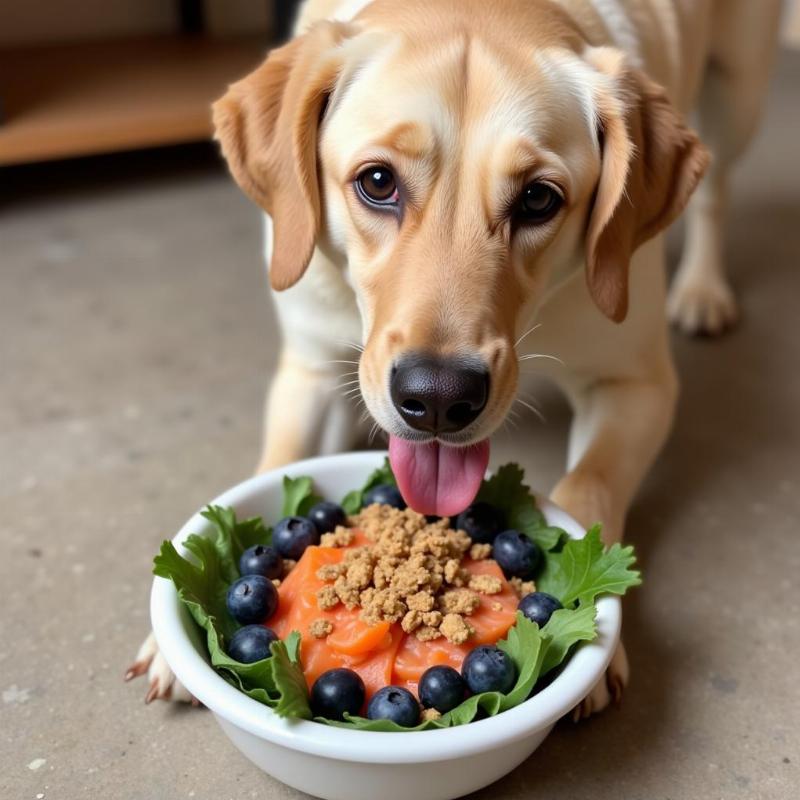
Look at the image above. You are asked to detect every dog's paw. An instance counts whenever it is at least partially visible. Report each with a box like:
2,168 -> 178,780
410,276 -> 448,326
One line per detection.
572,639 -> 629,721
125,631 -> 198,705
667,275 -> 739,336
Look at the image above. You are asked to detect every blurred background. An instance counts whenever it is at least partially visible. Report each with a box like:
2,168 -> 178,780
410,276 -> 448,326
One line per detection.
1,2 -> 798,799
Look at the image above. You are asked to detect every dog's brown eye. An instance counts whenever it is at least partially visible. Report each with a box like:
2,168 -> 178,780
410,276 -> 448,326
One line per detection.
516,182 -> 562,223
356,166 -> 399,206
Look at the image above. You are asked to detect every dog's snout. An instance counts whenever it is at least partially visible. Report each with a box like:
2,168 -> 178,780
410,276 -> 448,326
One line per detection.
390,354 -> 489,434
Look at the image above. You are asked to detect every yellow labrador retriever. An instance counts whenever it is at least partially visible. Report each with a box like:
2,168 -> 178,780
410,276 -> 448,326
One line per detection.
131,0 -> 780,716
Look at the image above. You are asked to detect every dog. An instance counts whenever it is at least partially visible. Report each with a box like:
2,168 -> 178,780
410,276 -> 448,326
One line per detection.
129,0 -> 781,717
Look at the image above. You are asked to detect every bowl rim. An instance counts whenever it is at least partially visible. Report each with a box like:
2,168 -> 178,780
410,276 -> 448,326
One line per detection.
151,450 -> 620,764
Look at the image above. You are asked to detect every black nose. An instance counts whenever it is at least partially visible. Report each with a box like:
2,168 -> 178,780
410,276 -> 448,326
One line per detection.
390,354 -> 489,434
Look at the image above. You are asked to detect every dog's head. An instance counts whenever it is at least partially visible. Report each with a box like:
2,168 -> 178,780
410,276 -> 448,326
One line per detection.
213,0 -> 707,514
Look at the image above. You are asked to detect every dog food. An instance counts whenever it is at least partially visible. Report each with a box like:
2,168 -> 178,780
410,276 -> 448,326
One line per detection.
154,462 -> 641,729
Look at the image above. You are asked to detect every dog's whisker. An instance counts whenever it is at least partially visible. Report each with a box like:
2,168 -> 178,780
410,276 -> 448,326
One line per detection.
515,396 -> 546,423
334,379 -> 361,391
367,422 -> 382,445
513,323 -> 542,350
517,353 -> 564,366
501,413 -> 519,433
318,359 -> 361,367
333,338 -> 365,354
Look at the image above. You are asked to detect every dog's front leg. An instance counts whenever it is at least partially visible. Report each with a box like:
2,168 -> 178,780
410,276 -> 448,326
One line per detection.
550,357 -> 678,718
256,346 -> 361,474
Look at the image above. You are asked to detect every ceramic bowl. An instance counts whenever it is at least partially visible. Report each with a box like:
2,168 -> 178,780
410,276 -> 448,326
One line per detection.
151,451 -> 620,800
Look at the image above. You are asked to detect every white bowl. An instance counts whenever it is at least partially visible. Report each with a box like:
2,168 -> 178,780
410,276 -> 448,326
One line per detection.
151,451 -> 620,800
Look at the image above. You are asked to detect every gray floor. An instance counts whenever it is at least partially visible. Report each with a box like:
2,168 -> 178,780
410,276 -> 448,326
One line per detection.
2,50 -> 798,800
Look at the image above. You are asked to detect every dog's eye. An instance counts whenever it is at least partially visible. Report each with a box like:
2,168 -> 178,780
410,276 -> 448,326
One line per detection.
355,166 -> 399,206
515,182 -> 562,224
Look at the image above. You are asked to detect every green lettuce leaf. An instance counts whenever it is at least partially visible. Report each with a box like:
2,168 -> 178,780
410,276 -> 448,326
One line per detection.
538,604 -> 597,676
153,516 -> 311,717
537,524 -> 641,607
340,458 -> 397,514
199,505 -> 270,585
281,475 -> 323,517
476,463 -> 568,552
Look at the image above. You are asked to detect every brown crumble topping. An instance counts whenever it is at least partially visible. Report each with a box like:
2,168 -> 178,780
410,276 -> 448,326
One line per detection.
320,526 -> 355,548
360,587 -> 406,624
415,625 -> 443,642
422,610 -> 442,627
401,609 -> 422,633
333,575 -> 362,609
309,619 -> 333,639
312,505 -> 513,644
509,578 -> 536,598
316,584 -> 340,610
468,574 -> 503,595
469,543 -> 492,561
421,707 -> 442,722
407,590 -> 435,612
440,613 -> 475,644
491,601 -> 504,612
439,588 -> 481,616
316,563 -> 344,581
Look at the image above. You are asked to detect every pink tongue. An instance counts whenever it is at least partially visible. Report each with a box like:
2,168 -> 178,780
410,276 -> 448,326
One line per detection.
388,437 -> 490,517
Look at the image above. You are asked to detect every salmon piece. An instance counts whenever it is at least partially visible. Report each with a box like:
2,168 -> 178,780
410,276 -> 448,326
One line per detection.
269,531 -> 518,701
269,533 -> 401,700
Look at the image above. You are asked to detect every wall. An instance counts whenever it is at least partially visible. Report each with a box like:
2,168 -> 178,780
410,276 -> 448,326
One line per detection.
0,0 -> 270,46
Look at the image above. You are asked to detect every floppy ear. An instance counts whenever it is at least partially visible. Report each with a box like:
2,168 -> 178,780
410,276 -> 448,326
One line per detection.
212,22 -> 351,291
585,49 -> 710,322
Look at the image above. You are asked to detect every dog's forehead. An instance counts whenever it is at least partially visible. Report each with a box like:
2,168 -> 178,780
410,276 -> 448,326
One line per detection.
325,31 -> 597,175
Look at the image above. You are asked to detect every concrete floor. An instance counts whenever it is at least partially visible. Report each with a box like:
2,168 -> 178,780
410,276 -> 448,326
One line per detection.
2,49 -> 798,800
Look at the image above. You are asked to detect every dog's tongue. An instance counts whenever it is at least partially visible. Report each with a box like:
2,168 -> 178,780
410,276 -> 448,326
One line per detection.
388,436 -> 490,517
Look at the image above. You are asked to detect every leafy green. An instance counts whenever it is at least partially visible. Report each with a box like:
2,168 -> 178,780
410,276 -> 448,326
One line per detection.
537,524 -> 641,607
153,508 -> 310,717
154,534 -> 237,640
199,505 -> 270,585
340,457 -> 397,514
281,475 -> 323,517
538,604 -> 597,675
476,463 -> 567,552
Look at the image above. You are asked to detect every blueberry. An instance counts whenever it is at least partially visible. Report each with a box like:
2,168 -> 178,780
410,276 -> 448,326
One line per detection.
239,544 -> 283,579
310,668 -> 366,721
272,516 -> 320,560
366,686 -> 420,727
227,625 -> 278,663
363,484 -> 406,510
454,502 -> 506,544
418,665 -> 467,713
226,575 -> 279,625
461,645 -> 516,695
492,529 -> 541,578
518,591 -> 563,627
307,501 -> 347,534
